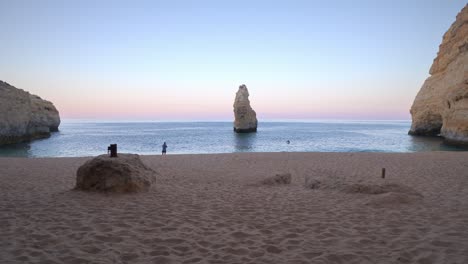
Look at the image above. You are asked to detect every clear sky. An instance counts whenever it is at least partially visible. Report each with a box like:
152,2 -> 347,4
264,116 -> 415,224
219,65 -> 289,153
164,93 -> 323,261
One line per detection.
0,0 -> 465,121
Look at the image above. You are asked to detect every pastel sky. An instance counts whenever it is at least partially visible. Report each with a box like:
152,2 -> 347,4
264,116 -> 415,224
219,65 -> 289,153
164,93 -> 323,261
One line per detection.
0,0 -> 465,120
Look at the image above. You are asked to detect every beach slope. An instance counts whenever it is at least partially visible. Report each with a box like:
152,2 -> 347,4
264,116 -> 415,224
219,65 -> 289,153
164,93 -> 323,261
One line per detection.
1,152 -> 468,263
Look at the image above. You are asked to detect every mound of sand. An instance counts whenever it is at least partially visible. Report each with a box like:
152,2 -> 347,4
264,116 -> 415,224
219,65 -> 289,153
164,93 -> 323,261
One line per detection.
75,154 -> 157,192
304,178 -> 321,189
304,173 -> 424,209
366,192 -> 423,208
304,175 -> 423,202
262,173 -> 292,185
344,183 -> 422,196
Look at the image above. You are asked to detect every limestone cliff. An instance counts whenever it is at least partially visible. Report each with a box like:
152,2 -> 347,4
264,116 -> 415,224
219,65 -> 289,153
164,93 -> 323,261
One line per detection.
409,4 -> 468,145
0,81 -> 60,145
233,84 -> 257,133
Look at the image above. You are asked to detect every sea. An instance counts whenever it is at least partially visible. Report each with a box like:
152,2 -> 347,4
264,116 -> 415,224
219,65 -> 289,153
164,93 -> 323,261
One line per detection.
0,120 -> 465,157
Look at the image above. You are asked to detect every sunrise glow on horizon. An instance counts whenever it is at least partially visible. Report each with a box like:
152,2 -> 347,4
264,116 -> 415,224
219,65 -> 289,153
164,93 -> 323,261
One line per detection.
0,1 -> 464,121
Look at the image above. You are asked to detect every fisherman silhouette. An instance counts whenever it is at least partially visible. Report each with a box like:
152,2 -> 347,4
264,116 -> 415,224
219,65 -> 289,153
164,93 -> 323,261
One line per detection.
162,142 -> 167,155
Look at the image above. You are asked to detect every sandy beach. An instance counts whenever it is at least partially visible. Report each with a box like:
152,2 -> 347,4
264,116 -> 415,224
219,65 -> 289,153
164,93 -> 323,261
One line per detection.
1,152 -> 468,263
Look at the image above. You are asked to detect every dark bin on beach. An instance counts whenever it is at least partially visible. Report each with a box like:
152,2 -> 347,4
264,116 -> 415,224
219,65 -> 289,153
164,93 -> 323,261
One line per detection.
108,144 -> 118,158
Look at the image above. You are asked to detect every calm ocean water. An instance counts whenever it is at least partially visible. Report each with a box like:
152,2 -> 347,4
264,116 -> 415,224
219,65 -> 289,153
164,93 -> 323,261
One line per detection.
0,121 -> 464,157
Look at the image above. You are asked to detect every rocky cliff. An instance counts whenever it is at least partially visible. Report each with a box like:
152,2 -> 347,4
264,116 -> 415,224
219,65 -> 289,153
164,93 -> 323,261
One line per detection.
0,81 -> 60,145
233,84 -> 257,133
409,4 -> 468,145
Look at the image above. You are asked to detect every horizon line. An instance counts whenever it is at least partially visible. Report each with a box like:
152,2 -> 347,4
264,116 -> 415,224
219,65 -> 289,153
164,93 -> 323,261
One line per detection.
61,118 -> 412,123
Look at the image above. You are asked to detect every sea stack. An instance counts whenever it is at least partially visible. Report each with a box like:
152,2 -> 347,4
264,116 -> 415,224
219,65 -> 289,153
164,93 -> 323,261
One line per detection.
409,4 -> 468,145
233,84 -> 258,133
0,80 -> 61,146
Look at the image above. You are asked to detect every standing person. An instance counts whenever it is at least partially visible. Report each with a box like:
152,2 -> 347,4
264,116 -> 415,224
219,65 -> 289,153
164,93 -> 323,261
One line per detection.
162,142 -> 167,155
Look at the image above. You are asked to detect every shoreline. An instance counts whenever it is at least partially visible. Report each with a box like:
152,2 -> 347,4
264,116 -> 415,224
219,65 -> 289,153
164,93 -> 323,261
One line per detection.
1,149 -> 467,159
1,152 -> 468,263
3,121 -> 460,157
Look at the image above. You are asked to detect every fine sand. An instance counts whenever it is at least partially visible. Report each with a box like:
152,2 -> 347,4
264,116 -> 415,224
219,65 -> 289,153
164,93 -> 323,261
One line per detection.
1,152 -> 468,263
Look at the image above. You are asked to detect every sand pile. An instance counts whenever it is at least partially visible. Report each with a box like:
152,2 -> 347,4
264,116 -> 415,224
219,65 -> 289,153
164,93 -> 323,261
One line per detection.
344,183 -> 421,196
261,173 -> 292,185
304,171 -> 424,207
305,171 -> 420,194
366,192 -> 423,208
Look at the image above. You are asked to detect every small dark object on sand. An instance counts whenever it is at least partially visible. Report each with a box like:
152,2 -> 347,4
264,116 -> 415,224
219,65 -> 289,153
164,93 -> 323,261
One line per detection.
108,144 -> 117,158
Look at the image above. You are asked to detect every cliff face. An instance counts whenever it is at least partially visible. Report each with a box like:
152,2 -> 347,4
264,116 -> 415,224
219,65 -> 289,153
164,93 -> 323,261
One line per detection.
409,4 -> 468,145
0,81 -> 60,145
233,84 -> 257,133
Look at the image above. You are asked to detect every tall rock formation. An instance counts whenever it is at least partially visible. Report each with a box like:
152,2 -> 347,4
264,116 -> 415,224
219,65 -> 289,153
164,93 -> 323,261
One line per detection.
409,4 -> 468,145
0,81 -> 61,145
233,84 -> 257,133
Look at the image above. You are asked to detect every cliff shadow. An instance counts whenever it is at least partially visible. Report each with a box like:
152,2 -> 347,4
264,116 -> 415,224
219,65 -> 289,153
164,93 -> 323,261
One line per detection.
0,142 -> 32,157
407,135 -> 466,152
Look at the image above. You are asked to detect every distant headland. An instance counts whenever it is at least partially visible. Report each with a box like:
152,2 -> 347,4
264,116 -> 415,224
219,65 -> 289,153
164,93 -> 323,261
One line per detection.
0,81 -> 60,146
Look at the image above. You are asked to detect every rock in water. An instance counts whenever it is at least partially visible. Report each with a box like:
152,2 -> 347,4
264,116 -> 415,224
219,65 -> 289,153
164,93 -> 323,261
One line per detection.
76,154 -> 157,192
0,80 -> 60,145
233,84 -> 257,133
409,4 -> 468,145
